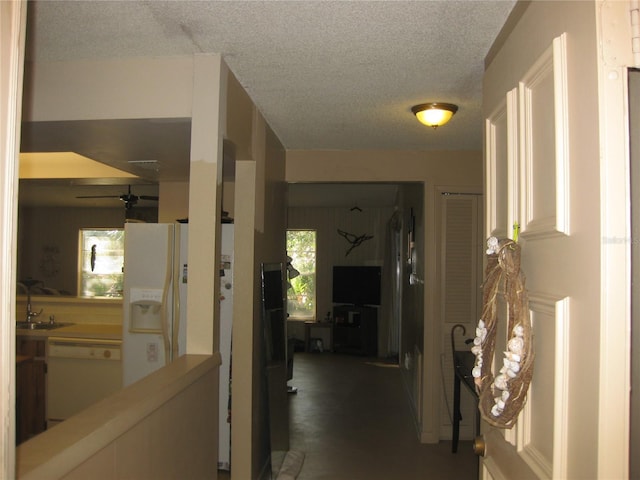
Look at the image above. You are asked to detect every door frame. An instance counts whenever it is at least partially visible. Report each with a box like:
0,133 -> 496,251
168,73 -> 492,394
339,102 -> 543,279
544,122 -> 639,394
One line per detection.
595,1 -> 632,476
627,67 -> 640,480
0,2 -> 27,479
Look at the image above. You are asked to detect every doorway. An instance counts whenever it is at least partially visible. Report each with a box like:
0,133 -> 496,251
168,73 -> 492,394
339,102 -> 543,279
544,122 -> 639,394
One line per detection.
286,182 -> 403,357
389,209 -> 403,361
286,181 -> 481,436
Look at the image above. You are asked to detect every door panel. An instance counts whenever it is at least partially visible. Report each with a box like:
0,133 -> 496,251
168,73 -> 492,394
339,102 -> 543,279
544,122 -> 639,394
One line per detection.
482,430 -> 538,480
518,294 -> 570,478
518,35 -> 570,239
485,96 -> 512,240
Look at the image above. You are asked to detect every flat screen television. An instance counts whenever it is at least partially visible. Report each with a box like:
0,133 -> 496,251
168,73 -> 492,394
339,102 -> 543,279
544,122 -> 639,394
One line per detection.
332,265 -> 382,306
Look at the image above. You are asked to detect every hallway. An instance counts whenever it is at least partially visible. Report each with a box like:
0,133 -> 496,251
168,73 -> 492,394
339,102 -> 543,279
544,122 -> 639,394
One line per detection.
289,353 -> 477,480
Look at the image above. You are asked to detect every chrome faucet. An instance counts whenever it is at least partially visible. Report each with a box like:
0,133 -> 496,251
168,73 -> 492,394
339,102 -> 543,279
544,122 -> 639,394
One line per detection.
26,292 -> 43,323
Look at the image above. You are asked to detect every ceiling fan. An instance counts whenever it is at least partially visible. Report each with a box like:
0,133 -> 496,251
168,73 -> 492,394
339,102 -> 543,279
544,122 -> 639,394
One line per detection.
76,185 -> 159,210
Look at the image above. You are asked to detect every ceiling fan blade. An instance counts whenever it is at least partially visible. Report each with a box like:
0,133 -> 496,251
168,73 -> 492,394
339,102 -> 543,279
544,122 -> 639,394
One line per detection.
76,195 -> 121,199
75,185 -> 157,207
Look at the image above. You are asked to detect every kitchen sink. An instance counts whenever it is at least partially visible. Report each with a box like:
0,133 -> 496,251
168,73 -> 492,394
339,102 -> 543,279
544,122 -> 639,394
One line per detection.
16,321 -> 74,330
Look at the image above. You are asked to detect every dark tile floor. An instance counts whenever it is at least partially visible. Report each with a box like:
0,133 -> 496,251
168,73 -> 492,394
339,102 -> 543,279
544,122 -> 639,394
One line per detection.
287,352 -> 478,480
219,352 -> 478,480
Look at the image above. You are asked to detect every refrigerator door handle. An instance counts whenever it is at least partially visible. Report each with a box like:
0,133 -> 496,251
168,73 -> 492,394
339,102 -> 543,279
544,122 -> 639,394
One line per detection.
171,223 -> 183,361
160,226 -> 173,366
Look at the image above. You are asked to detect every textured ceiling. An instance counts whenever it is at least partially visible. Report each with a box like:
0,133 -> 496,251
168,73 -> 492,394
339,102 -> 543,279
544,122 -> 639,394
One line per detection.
21,0 -> 516,208
25,0 -> 516,152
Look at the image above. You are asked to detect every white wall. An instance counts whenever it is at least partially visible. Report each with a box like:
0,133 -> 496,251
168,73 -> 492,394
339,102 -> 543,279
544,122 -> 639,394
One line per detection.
23,56 -> 194,121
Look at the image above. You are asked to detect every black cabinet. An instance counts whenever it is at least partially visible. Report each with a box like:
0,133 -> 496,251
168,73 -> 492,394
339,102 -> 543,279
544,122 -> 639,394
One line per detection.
333,305 -> 377,356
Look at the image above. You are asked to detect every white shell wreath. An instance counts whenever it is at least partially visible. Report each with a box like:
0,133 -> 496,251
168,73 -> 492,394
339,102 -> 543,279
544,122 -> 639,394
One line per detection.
471,236 -> 534,429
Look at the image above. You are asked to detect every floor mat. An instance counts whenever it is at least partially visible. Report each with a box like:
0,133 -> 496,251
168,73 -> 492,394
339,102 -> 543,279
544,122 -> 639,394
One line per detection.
365,361 -> 400,368
276,450 -> 305,479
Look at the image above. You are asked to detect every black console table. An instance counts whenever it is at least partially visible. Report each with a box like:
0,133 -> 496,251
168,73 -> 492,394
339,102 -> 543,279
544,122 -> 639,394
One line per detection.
451,324 -> 480,453
452,350 -> 479,453
333,305 -> 377,356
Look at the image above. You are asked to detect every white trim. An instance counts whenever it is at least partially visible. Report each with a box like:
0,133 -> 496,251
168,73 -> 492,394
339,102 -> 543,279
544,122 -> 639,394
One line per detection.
596,1 -> 633,477
0,2 -> 26,478
552,296 -> 570,479
0,2 -> 27,478
507,88 -> 519,240
552,34 -> 570,236
632,0 -> 640,66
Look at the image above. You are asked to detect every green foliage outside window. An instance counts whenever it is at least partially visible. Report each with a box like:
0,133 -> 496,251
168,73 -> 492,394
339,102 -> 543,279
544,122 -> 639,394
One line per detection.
79,229 -> 125,298
287,230 -> 316,319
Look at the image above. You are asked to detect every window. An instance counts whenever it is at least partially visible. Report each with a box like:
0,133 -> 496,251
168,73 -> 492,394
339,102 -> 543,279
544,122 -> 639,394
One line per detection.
79,229 -> 125,297
286,230 -> 316,320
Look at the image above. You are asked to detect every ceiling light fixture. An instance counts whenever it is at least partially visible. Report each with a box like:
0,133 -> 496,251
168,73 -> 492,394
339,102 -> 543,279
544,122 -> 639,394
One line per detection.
411,103 -> 458,129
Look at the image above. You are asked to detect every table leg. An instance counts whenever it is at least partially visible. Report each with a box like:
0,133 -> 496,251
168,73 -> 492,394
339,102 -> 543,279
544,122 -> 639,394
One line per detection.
328,324 -> 333,352
452,372 -> 462,453
304,324 -> 311,352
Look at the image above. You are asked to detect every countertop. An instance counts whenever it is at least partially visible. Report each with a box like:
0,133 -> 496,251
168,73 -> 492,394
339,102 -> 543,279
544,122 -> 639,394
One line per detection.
16,323 -> 122,340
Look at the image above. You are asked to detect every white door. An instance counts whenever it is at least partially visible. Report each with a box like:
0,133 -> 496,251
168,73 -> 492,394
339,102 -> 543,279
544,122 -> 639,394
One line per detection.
481,2 -> 630,479
218,223 -> 234,470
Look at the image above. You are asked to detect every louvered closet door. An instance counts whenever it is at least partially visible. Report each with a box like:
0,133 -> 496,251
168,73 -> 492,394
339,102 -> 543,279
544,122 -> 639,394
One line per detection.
440,193 -> 482,443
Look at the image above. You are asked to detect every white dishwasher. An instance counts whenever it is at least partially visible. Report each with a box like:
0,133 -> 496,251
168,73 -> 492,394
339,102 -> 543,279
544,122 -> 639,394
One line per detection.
47,337 -> 122,426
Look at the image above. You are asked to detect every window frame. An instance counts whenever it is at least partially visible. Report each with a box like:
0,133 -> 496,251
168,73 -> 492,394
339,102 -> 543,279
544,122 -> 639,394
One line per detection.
78,228 -> 125,298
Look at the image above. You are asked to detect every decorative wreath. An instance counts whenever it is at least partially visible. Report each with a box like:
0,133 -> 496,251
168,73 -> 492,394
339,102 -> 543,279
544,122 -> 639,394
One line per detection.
471,237 -> 535,429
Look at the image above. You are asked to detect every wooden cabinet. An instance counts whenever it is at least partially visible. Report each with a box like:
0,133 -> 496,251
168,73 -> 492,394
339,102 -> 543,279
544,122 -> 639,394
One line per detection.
333,305 -> 377,356
16,337 -> 46,444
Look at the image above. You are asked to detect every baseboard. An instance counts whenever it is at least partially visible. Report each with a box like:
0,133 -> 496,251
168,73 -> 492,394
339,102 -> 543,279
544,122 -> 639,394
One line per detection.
439,424 -> 475,441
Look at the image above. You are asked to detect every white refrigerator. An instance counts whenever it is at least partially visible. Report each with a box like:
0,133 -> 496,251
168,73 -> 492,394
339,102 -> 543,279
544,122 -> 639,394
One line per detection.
122,222 -> 189,387
218,223 -> 234,470
122,222 -> 235,470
